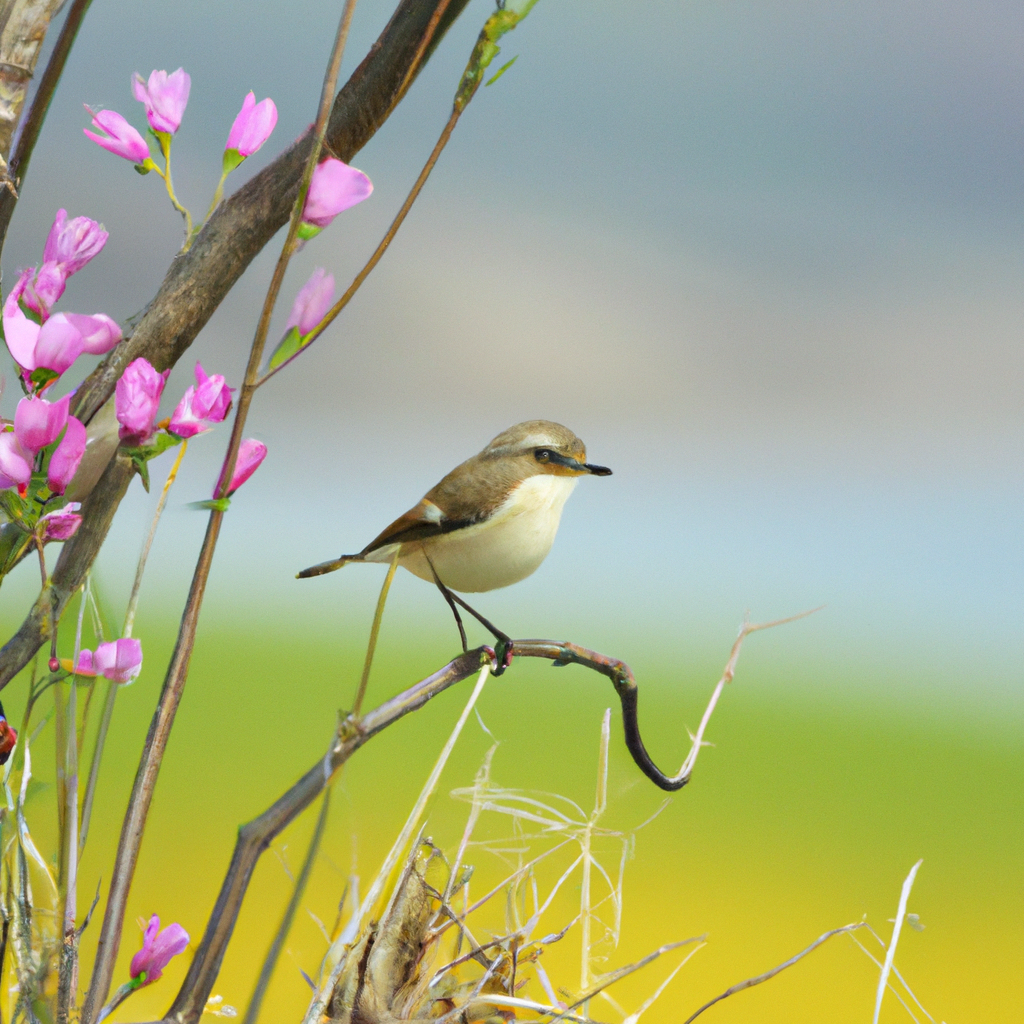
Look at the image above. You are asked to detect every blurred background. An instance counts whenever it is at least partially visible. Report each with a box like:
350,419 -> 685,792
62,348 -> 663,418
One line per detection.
1,0 -> 1021,1020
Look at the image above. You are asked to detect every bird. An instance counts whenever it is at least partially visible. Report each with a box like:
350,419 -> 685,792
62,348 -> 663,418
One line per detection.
297,420 -> 611,667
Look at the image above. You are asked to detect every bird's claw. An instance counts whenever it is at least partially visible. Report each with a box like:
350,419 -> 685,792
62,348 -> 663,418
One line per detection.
492,637 -> 514,676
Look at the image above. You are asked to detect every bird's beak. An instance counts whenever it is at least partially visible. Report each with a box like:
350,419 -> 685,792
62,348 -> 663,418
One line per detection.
546,452 -> 612,475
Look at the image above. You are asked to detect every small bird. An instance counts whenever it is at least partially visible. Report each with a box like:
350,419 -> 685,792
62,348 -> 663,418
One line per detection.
298,420 -> 611,663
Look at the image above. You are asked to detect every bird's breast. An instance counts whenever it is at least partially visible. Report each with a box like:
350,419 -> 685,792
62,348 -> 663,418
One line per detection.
402,474 -> 578,592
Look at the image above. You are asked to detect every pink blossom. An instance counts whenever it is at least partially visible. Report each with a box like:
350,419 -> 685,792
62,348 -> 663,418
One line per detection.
47,417 -> 86,494
24,263 -> 67,320
40,503 -> 82,541
285,268 -> 335,336
43,209 -> 109,275
116,358 -> 168,443
301,158 -> 373,229
83,106 -> 150,163
14,394 -> 69,453
223,439 -> 266,495
72,649 -> 95,675
63,312 -> 122,354
93,638 -> 143,683
226,92 -> 277,157
169,363 -> 234,438
0,431 -> 33,491
130,915 -> 188,985
132,69 -> 190,134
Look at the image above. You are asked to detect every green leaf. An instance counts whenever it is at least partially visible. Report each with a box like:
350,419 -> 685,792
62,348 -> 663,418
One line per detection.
296,221 -> 322,241
29,367 -> 59,390
485,55 -> 519,86
268,326 -> 302,370
188,498 -> 231,513
121,431 -> 183,493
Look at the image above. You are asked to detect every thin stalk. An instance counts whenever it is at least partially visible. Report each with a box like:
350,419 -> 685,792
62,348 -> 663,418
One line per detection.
78,442 -> 186,858
240,787 -> 332,1024
55,586 -> 86,1023
352,549 -> 399,717
256,106 -> 461,388
79,6 -> 360,1020
156,134 -> 193,244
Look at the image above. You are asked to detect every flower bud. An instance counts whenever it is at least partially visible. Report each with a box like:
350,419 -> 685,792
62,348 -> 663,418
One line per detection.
130,915 -> 189,986
301,158 -> 372,231
225,92 -> 277,159
132,69 -> 190,134
93,638 -> 143,682
40,503 -> 82,541
83,106 -> 150,163
223,439 -> 266,495
43,209 -> 109,275
47,417 -> 87,495
14,394 -> 69,453
286,268 -> 335,337
116,358 -> 169,443
64,312 -> 122,354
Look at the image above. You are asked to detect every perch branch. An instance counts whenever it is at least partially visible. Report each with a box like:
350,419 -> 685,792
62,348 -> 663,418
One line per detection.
164,621 -> 784,1021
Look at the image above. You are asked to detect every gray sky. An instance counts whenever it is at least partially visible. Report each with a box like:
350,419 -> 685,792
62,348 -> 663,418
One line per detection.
2,0 -> 1021,711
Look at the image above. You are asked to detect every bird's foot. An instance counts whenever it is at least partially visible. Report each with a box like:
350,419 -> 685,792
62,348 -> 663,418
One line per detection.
492,637 -> 514,676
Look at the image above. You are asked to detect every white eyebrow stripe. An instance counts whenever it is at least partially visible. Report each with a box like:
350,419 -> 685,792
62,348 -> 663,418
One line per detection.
421,500 -> 444,522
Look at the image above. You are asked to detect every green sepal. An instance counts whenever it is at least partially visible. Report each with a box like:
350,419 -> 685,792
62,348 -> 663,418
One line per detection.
188,498 -> 231,513
296,221 -> 321,241
29,367 -> 59,391
222,148 -> 246,175
485,55 -> 519,87
121,432 -> 184,491
268,326 -> 302,370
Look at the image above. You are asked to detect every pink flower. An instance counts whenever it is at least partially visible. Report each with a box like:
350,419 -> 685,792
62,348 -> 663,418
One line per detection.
63,312 -> 122,354
285,268 -> 334,336
223,439 -> 266,495
132,69 -> 190,134
0,431 -> 33,491
47,417 -> 86,494
93,638 -> 143,683
301,158 -> 372,229
226,92 -> 277,157
83,106 -> 150,163
40,503 -> 82,541
130,915 -> 188,985
43,209 -> 109,276
5,271 -> 121,375
116,358 -> 168,443
14,394 -> 69,453
24,263 -> 67,320
72,649 -> 95,675
169,363 -> 234,438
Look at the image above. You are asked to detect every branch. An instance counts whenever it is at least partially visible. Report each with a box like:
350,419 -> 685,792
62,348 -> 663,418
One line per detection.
163,625 -> 768,1021
0,0 -> 96,251
0,0 -> 472,690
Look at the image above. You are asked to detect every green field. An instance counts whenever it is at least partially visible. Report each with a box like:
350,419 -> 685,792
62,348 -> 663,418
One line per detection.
2,615 -> 1020,1023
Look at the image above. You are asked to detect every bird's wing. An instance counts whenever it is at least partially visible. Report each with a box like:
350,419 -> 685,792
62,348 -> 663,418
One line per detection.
360,498 -> 470,555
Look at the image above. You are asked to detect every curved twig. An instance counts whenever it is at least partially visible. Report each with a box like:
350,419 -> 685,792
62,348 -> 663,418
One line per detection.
161,622 -> 785,1020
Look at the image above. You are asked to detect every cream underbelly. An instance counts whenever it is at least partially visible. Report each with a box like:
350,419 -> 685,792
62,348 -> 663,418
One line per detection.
368,474 -> 578,593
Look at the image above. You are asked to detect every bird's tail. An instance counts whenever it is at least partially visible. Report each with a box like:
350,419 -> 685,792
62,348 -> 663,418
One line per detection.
296,554 -> 363,579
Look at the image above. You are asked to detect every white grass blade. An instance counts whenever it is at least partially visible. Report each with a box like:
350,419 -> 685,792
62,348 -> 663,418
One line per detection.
873,859 -> 923,1024
302,663 -> 491,1024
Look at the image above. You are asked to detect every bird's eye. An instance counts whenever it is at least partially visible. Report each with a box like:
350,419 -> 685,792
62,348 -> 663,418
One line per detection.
534,448 -> 554,463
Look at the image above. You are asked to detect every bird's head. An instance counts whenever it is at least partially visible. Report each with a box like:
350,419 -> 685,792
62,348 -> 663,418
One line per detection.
483,420 -> 612,477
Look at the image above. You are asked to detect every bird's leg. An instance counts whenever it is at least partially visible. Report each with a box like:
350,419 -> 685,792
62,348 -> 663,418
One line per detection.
448,593 -> 514,675
426,556 -> 468,653
424,554 -> 513,674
